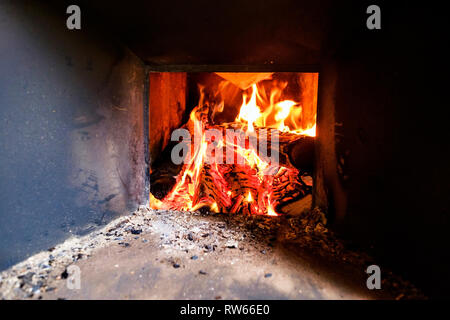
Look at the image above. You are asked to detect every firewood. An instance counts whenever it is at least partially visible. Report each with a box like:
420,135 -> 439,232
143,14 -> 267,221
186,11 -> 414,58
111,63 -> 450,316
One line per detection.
204,123 -> 314,171
280,194 -> 313,216
230,194 -> 244,213
150,113 -> 314,214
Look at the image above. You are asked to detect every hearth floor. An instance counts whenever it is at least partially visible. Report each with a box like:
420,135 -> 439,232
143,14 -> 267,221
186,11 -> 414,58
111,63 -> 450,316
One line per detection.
0,207 -> 423,300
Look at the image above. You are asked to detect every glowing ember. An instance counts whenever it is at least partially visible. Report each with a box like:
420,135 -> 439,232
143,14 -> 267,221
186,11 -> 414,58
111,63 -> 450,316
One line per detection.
210,202 -> 219,213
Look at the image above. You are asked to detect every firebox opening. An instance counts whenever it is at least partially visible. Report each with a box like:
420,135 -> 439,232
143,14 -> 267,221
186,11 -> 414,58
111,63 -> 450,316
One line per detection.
149,72 -> 318,217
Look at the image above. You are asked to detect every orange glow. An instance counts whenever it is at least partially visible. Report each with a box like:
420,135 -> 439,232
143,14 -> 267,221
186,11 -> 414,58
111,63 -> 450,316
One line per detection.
267,202 -> 278,217
210,202 -> 219,213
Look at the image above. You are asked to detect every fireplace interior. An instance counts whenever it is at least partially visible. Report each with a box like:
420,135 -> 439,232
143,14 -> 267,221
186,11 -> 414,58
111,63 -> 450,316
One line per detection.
1,0 -> 449,300
149,72 -> 318,217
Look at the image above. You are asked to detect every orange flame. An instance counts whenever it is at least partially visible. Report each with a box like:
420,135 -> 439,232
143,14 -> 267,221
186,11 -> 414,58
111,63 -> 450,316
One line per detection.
235,83 -> 316,136
236,84 -> 261,133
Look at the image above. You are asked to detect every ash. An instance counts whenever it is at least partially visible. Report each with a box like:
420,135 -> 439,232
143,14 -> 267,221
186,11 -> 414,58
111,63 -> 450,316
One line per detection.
0,207 -> 424,300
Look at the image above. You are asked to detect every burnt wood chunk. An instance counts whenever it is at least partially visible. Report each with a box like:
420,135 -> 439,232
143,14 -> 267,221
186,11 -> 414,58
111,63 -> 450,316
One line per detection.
287,136 -> 315,172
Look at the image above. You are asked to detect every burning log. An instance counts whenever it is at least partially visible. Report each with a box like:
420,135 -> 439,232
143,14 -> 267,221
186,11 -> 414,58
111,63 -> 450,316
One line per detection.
287,136 -> 315,172
195,164 -> 233,210
208,122 -> 314,171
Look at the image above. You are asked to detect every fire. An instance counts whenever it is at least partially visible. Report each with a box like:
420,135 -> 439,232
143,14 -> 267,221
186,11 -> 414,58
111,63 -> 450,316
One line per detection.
235,83 -> 316,137
267,202 -> 278,217
236,84 -> 261,133
150,75 -> 317,216
300,123 -> 316,137
210,202 -> 219,213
